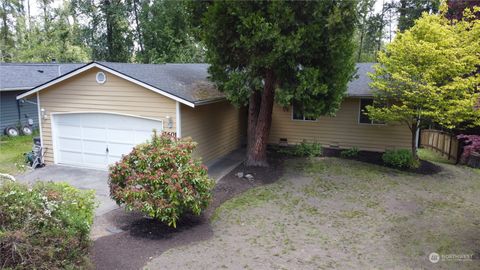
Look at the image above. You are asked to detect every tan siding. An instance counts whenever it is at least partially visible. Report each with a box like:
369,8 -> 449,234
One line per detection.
181,101 -> 245,163
269,98 -> 411,152
38,67 -> 177,164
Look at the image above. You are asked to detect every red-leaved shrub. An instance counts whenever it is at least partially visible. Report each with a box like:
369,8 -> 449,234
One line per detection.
109,132 -> 214,227
457,134 -> 480,163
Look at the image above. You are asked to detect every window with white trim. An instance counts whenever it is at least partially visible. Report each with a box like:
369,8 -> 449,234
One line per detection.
359,98 -> 384,124
292,103 -> 316,121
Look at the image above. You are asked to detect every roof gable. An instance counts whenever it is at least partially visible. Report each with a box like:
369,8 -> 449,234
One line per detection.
16,62 -> 202,107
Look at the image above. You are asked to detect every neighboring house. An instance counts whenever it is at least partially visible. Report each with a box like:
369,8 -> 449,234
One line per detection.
17,61 -> 410,170
269,63 -> 411,152
0,63 -> 83,135
17,62 -> 245,169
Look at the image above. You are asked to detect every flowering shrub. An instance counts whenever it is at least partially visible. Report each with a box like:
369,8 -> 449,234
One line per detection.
0,181 -> 96,269
109,132 -> 215,228
457,134 -> 480,163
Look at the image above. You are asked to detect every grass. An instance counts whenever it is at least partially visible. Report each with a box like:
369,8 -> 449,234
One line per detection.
418,148 -> 456,165
0,134 -> 35,174
150,156 -> 480,269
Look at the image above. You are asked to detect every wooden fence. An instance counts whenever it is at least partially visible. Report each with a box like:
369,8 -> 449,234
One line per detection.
420,129 -> 459,162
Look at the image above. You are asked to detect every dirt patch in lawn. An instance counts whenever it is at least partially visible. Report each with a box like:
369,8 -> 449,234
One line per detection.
145,157 -> 480,270
91,152 -> 284,270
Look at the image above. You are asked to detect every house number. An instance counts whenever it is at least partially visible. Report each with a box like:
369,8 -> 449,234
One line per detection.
162,131 -> 177,137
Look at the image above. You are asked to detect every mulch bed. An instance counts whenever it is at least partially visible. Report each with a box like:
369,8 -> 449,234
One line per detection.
91,153 -> 284,270
322,147 -> 442,175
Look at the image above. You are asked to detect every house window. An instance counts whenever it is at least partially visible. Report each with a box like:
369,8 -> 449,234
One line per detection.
292,103 -> 316,121
359,98 -> 384,124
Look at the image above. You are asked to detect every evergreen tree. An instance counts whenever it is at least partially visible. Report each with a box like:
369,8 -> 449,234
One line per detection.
200,1 -> 357,166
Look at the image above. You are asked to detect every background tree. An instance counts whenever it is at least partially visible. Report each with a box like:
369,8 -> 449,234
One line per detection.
136,0 -> 204,63
396,0 -> 440,31
0,0 -> 23,61
367,8 -> 480,159
200,1 -> 357,166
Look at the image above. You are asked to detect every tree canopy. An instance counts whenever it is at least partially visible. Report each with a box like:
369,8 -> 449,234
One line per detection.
367,5 -> 480,158
200,1 -> 357,166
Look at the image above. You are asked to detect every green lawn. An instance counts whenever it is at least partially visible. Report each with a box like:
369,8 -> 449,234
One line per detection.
0,134 -> 34,175
147,156 -> 480,269
418,148 -> 456,165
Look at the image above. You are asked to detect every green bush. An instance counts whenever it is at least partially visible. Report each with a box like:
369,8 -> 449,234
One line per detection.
340,146 -> 360,158
0,181 -> 96,269
278,141 -> 322,157
382,149 -> 419,169
109,132 -> 215,228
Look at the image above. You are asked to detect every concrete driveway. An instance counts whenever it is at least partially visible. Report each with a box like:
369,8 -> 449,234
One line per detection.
15,148 -> 246,219
16,165 -> 117,216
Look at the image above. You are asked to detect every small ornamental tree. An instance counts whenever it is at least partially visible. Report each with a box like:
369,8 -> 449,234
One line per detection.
367,6 -> 480,160
109,132 -> 214,228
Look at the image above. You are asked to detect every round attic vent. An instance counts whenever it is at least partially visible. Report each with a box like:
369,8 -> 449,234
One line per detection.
96,72 -> 106,84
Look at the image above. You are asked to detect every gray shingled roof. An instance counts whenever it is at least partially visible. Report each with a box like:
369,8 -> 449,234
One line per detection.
97,62 -> 224,104
97,62 -> 375,101
347,62 -> 375,97
3,61 -> 375,103
0,63 -> 84,91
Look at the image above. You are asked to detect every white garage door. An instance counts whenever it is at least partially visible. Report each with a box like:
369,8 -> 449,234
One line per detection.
53,113 -> 163,169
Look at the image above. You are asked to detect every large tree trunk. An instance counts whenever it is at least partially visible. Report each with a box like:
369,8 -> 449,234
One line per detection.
245,70 -> 276,167
247,90 -> 261,157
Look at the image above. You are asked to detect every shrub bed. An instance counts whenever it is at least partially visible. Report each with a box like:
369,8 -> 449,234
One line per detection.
382,149 -> 419,169
0,181 -> 96,269
277,141 -> 323,157
109,132 -> 215,228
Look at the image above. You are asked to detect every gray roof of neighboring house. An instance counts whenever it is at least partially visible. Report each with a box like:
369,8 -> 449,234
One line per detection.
0,63 -> 84,91
96,62 -> 224,104
347,62 -> 375,97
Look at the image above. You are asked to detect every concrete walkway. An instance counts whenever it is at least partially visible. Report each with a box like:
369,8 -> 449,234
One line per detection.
206,148 -> 245,182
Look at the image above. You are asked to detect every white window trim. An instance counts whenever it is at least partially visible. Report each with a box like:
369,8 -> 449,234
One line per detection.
357,98 -> 386,125
291,105 -> 318,122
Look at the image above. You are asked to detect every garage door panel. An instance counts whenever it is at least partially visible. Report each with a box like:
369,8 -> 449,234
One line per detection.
83,127 -> 107,141
56,114 -> 84,125
83,153 -> 108,169
107,129 -> 135,143
59,150 -> 84,164
54,113 -> 163,169
58,137 -> 83,152
108,142 -> 134,156
56,124 -> 82,138
134,130 -> 156,144
83,141 -> 107,155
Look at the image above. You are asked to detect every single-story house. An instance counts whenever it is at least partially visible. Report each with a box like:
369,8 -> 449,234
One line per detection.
17,62 -> 246,169
0,63 -> 82,135
269,63 -> 411,152
16,61 -> 410,170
